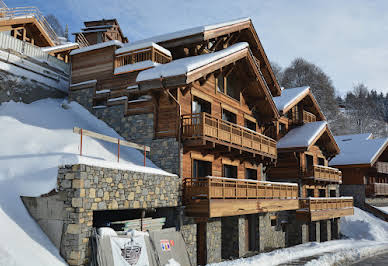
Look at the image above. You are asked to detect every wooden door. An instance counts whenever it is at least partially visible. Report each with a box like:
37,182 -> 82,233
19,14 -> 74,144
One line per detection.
197,222 -> 207,265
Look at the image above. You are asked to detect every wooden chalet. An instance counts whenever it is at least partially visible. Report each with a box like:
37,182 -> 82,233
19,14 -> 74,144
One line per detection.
73,19 -> 128,47
330,133 -> 388,197
70,18 -> 301,220
267,86 -> 354,222
0,0 -> 78,62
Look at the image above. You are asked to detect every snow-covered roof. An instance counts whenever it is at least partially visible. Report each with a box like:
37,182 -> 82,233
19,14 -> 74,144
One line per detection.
131,17 -> 250,45
277,121 -> 327,149
116,41 -> 172,57
136,42 -> 248,82
334,133 -> 373,143
330,135 -> 388,166
273,86 -> 310,112
70,40 -> 123,55
41,42 -> 79,53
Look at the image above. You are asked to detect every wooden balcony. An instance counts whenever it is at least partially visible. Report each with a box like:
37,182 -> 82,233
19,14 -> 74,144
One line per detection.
304,165 -> 342,183
115,46 -> 172,68
366,183 -> 388,196
302,110 -> 316,123
183,176 -> 299,217
375,162 -> 388,175
296,197 -> 353,221
182,113 -> 277,159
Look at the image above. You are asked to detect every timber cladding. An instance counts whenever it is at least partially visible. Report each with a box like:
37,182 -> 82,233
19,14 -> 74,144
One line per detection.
71,46 -> 117,84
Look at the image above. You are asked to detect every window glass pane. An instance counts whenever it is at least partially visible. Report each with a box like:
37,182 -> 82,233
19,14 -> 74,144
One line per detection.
244,119 -> 256,131
193,160 -> 212,178
223,164 -> 237,178
217,76 -> 224,93
306,189 -> 314,197
222,109 -> 236,124
245,168 -> 257,180
319,189 -> 326,197
226,74 -> 241,101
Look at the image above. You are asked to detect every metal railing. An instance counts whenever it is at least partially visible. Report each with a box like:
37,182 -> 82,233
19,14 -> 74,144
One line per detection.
366,183 -> 388,196
0,32 -> 69,74
304,165 -> 342,183
115,46 -> 171,68
182,112 -> 277,157
183,176 -> 298,201
0,6 -> 59,44
299,197 -> 353,211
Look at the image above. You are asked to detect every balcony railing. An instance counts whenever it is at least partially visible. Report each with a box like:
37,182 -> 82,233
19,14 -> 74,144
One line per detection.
182,112 -> 277,158
366,183 -> 388,196
299,197 -> 353,212
183,176 -> 298,201
375,162 -> 388,175
302,110 -> 316,123
304,165 -> 342,183
0,6 -> 59,44
115,46 -> 172,68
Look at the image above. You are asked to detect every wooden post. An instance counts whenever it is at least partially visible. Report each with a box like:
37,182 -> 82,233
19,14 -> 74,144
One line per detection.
117,139 -> 120,162
144,146 -> 146,167
80,128 -> 83,156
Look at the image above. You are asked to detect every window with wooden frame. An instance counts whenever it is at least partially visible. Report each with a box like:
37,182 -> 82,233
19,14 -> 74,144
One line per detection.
306,188 -> 315,197
216,70 -> 242,102
318,157 -> 325,166
192,96 -> 211,114
329,189 -> 337,197
192,159 -> 212,178
244,118 -> 256,131
222,109 -> 237,124
318,188 -> 326,197
223,164 -> 238,178
245,168 -> 258,180
305,154 -> 314,172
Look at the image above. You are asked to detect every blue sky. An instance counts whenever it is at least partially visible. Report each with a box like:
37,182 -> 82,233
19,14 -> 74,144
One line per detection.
8,0 -> 388,96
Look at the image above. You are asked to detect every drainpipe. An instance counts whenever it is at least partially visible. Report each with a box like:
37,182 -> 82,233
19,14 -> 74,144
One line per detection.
161,77 -> 182,178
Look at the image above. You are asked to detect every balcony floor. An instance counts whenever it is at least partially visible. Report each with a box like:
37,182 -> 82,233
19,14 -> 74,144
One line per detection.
296,207 -> 354,222
185,198 -> 300,218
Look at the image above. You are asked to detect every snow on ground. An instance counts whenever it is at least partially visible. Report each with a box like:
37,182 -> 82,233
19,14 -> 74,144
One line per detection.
0,98 -> 173,266
375,206 -> 388,214
208,208 -> 388,266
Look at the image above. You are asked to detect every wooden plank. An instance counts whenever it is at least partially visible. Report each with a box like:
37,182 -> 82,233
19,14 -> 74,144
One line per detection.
73,127 -> 150,151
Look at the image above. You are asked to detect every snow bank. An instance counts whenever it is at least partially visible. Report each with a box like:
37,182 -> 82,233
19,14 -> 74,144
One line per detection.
136,42 -> 248,82
209,208 -> 388,266
0,99 -> 173,266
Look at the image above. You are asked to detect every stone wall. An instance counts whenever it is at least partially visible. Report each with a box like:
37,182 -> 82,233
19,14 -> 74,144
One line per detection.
24,163 -> 181,266
365,197 -> 388,206
181,218 -> 197,266
206,218 -> 222,264
0,70 -> 66,104
285,212 -> 308,246
258,212 -> 286,252
69,88 -> 181,175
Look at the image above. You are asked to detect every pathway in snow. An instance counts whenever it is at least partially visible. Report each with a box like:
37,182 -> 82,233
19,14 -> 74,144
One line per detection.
352,251 -> 388,266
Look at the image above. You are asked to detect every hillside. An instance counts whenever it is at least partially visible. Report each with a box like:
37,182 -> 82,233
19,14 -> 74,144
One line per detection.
0,99 -> 171,266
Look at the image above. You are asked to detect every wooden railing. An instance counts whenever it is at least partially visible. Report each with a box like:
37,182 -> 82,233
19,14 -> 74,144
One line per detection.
366,183 -> 388,196
183,176 -> 298,201
75,32 -> 90,48
375,162 -> 388,175
299,197 -> 353,211
0,6 -> 59,44
182,112 -> 277,157
115,46 -> 172,68
302,110 -> 316,123
304,165 -> 342,183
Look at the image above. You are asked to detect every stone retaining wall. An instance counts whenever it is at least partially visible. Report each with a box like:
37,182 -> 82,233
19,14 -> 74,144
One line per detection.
69,88 -> 181,175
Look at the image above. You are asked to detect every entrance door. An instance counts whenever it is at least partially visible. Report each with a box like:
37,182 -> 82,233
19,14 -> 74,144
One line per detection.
197,222 -> 207,265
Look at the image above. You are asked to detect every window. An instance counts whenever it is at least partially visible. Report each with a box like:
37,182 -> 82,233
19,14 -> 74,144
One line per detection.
245,168 -> 257,180
305,154 -> 314,171
306,188 -> 314,197
223,164 -> 237,178
244,119 -> 256,131
193,160 -> 212,178
329,190 -> 337,197
217,75 -> 224,93
192,96 -> 211,114
318,157 -> 325,166
226,74 -> 241,101
222,109 -> 237,124
270,217 -> 277,227
318,189 -> 326,197
279,122 -> 286,135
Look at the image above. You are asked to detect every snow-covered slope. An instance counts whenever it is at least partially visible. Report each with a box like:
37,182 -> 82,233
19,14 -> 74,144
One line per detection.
0,99 -> 172,266
208,208 -> 388,266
